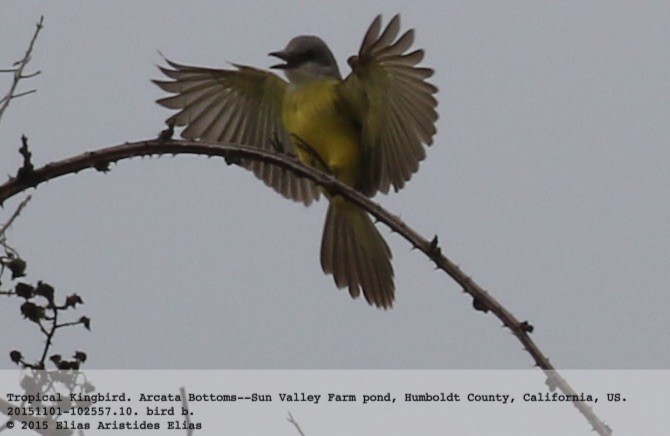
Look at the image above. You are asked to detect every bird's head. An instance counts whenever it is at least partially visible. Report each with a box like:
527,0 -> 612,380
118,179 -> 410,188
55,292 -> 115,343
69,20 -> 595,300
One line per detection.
269,36 -> 342,83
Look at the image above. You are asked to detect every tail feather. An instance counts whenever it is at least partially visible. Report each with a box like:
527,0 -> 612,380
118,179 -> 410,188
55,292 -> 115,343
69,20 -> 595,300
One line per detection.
320,199 -> 394,308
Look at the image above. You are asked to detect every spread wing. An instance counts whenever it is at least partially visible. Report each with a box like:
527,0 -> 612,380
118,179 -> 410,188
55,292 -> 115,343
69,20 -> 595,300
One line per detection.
338,14 -> 438,196
153,58 -> 319,205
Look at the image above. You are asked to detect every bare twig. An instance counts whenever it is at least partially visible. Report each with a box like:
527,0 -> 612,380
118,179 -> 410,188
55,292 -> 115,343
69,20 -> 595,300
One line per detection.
0,138 -> 611,435
0,16 -> 44,125
179,387 -> 194,436
0,195 -> 31,238
287,413 -> 306,436
0,195 -> 31,280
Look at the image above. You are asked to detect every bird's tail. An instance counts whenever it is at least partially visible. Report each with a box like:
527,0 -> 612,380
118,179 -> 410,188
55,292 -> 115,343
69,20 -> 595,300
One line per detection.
320,197 -> 394,308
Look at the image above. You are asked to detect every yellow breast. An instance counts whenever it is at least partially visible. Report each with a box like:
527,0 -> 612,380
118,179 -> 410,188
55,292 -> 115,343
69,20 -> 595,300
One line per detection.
282,79 -> 361,187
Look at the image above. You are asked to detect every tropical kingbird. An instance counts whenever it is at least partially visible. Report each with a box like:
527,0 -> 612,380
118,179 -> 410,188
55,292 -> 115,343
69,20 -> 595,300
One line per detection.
153,14 -> 438,308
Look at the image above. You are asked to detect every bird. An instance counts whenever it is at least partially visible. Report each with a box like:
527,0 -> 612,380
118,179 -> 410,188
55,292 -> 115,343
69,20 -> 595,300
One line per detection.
153,14 -> 438,309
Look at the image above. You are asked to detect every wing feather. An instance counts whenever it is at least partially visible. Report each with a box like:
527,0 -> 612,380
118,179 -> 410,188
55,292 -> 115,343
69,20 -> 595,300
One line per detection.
153,58 -> 319,204
371,14 -> 400,51
338,14 -> 438,195
379,29 -> 414,57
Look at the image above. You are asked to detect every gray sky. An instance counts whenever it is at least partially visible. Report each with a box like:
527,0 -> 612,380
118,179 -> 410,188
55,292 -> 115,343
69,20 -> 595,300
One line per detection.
1,1 -> 668,370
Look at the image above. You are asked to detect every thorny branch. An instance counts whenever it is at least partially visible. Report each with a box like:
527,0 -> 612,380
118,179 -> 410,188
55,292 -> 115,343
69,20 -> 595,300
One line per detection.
0,137 -> 611,434
0,13 -> 612,436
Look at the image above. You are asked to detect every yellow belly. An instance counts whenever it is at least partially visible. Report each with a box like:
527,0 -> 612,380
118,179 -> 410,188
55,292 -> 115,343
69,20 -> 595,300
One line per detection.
282,79 -> 361,187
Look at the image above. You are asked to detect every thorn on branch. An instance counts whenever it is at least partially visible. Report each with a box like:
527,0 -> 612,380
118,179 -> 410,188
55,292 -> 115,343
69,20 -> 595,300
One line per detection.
16,135 -> 35,181
94,161 -> 110,173
520,320 -> 534,333
224,152 -> 242,166
158,121 -> 175,143
472,296 -> 489,313
427,235 -> 442,257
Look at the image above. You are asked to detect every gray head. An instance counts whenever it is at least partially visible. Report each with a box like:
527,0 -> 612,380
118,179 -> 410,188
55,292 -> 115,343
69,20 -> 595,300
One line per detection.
269,35 -> 342,83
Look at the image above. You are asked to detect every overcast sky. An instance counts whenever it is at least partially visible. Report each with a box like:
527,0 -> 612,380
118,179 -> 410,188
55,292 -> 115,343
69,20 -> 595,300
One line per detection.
1,1 -> 668,371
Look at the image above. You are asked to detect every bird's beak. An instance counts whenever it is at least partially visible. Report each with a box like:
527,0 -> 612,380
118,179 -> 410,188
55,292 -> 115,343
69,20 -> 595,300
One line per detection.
269,50 -> 289,69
